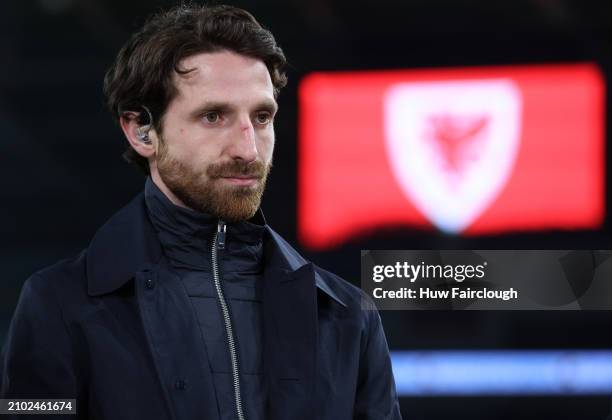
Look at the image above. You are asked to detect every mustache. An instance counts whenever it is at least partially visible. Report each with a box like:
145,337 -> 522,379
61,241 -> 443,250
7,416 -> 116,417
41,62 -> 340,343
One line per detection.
207,160 -> 269,179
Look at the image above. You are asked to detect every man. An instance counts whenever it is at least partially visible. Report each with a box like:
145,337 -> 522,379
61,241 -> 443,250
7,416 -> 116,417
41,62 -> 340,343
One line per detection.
1,4 -> 401,420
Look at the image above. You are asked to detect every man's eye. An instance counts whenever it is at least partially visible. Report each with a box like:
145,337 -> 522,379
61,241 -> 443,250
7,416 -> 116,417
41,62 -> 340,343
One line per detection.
255,112 -> 272,125
203,112 -> 220,123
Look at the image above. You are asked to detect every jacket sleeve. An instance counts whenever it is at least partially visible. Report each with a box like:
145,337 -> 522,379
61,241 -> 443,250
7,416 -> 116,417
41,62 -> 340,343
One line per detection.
1,274 -> 81,417
353,300 -> 403,420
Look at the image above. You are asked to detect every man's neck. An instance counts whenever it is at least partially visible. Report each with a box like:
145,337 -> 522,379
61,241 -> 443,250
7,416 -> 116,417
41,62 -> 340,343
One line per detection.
150,165 -> 192,211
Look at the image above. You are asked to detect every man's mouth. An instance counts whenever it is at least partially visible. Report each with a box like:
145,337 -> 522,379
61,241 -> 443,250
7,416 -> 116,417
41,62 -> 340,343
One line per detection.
219,176 -> 260,187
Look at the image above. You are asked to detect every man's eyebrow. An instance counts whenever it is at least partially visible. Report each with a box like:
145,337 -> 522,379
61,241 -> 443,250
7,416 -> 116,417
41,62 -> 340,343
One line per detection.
189,100 -> 278,117
256,100 -> 279,113
189,101 -> 233,117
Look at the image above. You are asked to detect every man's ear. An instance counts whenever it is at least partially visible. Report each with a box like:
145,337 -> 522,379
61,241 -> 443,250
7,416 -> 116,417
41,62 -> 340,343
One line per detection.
119,111 -> 157,159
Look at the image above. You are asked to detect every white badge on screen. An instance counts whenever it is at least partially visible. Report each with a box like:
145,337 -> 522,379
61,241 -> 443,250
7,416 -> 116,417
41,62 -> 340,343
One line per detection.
384,78 -> 522,233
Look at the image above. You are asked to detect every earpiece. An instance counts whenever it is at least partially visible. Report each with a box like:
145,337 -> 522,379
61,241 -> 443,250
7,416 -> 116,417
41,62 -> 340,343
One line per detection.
136,105 -> 153,145
136,127 -> 151,144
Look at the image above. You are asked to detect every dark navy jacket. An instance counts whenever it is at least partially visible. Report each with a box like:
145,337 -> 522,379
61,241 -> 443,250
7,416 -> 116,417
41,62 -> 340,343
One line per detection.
0,192 -> 402,420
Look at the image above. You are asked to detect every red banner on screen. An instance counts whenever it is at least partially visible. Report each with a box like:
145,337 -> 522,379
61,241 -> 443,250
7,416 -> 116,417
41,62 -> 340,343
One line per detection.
298,64 -> 605,250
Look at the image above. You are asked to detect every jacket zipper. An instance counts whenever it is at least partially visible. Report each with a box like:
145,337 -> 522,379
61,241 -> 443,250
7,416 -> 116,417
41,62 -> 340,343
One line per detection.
211,220 -> 246,420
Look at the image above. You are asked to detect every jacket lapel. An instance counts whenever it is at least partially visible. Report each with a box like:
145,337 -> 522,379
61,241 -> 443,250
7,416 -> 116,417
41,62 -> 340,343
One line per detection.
262,227 -> 322,420
261,227 -> 348,420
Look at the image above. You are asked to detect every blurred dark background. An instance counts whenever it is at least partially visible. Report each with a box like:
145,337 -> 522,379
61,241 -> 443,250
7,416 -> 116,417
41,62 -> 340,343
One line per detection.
2,0 -> 612,419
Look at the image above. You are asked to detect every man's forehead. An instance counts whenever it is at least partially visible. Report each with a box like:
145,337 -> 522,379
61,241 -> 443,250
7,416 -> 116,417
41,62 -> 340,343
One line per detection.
174,50 -> 273,91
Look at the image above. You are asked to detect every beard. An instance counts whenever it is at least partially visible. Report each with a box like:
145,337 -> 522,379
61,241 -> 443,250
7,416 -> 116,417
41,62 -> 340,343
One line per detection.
156,140 -> 271,222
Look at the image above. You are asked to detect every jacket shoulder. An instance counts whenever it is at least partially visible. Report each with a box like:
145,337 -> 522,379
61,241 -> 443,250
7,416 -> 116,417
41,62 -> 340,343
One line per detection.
27,250 -> 89,300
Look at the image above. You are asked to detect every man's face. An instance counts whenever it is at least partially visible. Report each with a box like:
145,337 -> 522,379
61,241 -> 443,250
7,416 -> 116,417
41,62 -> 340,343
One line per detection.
151,50 -> 277,222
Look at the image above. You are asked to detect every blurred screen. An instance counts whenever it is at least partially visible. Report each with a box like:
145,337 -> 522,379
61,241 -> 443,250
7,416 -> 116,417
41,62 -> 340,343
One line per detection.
298,63 -> 605,250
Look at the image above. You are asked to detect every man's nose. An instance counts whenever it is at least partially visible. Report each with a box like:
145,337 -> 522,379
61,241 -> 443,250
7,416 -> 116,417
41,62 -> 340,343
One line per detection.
228,118 -> 258,162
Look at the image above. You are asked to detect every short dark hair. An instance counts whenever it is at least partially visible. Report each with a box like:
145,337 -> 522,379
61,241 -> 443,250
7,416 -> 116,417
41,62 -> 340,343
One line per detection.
103,4 -> 288,174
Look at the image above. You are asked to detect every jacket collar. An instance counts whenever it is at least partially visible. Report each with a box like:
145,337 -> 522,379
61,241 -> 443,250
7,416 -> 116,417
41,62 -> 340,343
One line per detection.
86,193 -> 163,296
86,191 -> 346,307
